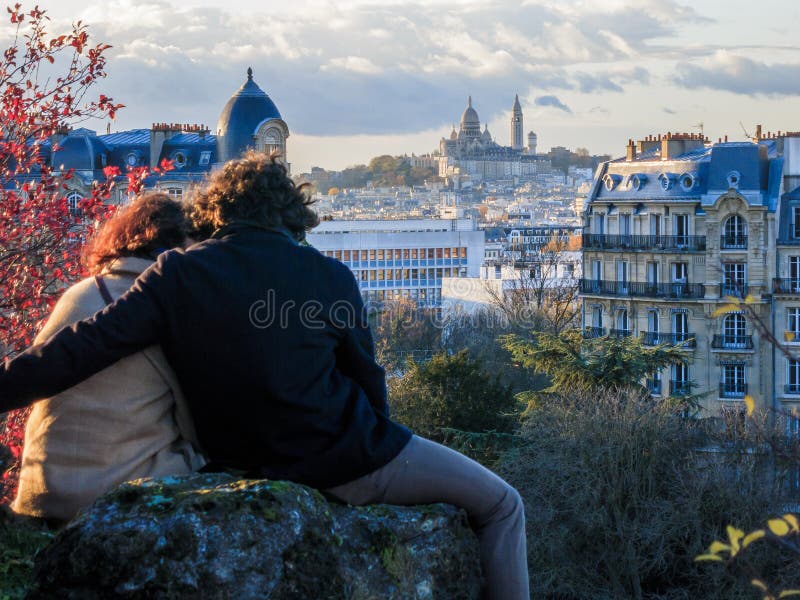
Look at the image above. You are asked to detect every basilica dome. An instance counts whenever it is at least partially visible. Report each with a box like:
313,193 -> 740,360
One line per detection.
460,96 -> 480,129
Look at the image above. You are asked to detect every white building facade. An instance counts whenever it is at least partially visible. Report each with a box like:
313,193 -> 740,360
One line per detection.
307,219 -> 485,308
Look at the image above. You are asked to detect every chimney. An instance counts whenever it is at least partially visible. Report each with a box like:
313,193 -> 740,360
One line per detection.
755,124 -> 762,141
149,122 -> 181,168
626,139 -> 637,161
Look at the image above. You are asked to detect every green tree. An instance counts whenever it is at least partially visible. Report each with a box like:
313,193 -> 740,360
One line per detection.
389,350 -> 517,442
503,329 -> 689,395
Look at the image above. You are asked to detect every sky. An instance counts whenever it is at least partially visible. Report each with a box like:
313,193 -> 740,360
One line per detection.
31,0 -> 800,173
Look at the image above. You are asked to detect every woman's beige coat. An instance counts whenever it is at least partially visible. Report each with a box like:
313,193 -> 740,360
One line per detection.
12,257 -> 206,521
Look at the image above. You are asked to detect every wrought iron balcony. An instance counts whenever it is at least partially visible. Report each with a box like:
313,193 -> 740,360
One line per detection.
720,283 -> 748,298
774,279 -> 800,294
670,380 -> 691,396
711,335 -> 754,350
580,279 -> 705,299
720,234 -> 747,250
582,233 -> 706,252
582,326 -> 606,339
641,331 -> 697,348
609,328 -> 632,338
720,381 -> 747,398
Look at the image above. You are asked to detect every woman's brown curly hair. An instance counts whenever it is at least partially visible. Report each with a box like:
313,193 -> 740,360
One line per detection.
83,192 -> 191,274
189,151 -> 318,241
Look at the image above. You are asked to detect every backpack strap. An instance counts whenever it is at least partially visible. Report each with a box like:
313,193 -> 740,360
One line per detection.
93,275 -> 115,306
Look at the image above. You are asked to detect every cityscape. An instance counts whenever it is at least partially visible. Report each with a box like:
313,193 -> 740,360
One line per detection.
2,1 -> 800,599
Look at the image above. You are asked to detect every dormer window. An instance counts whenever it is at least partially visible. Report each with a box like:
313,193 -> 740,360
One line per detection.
199,151 -> 211,166
658,172 -> 676,191
603,173 -> 622,191
172,151 -> 187,169
126,152 -> 139,167
679,172 -> 697,192
727,170 -> 741,189
628,173 -> 647,191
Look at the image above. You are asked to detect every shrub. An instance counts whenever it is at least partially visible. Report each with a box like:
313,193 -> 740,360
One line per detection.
497,388 -> 788,599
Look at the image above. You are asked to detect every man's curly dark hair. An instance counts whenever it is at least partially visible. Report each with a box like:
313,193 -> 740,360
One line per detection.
190,151 -> 318,241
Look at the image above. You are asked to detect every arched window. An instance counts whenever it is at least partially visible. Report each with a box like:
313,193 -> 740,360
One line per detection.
723,313 -> 746,345
615,309 -> 629,335
66,191 -> 83,217
722,214 -> 747,249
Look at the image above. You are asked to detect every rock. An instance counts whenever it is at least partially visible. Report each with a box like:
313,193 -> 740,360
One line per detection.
28,473 -> 482,599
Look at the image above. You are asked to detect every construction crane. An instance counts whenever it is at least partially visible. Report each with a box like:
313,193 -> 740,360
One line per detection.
739,121 -> 751,139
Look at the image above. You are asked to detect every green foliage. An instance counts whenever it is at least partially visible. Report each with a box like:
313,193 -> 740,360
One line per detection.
388,350 -> 518,442
503,330 -> 689,394
0,510 -> 54,600
497,388 -> 784,599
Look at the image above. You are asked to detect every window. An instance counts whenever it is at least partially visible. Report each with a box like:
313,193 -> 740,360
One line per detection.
199,151 -> 211,166
788,412 -> 800,439
723,314 -> 747,346
672,262 -> 688,282
672,363 -> 689,395
721,405 -> 746,442
593,213 -> 605,235
788,308 -> 800,342
647,371 -> 662,395
411,249 -> 418,260
722,263 -> 747,296
343,250 -> 351,262
650,214 -> 661,237
646,261 -> 659,288
788,359 -> 800,394
794,207 -> 800,239
460,247 -> 467,258
673,312 -> 688,341
721,362 -> 746,398
591,306 -> 603,329
165,187 -> 183,199
790,257 -> 800,290
592,260 -> 603,281
722,215 -> 747,249
377,249 -> 384,261
674,214 -> 689,243
620,214 -> 631,237
616,309 -> 629,333
616,260 -> 629,294
648,310 -> 659,335
66,192 -> 83,217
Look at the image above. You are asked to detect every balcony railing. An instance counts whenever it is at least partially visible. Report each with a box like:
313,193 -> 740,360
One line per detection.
609,328 -> 632,338
720,283 -> 748,298
711,335 -> 754,350
670,380 -> 691,396
641,331 -> 697,348
580,279 -> 705,299
721,234 -> 748,250
720,381 -> 747,398
582,233 -> 706,252
582,326 -> 606,339
785,384 -> 800,395
774,279 -> 800,294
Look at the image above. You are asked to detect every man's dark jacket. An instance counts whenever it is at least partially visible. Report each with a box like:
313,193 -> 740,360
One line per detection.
0,225 -> 411,488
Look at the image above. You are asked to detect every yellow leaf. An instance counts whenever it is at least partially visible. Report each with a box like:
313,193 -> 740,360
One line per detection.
743,530 -> 765,548
768,519 -> 791,537
727,525 -> 745,554
751,579 -> 769,591
709,540 -> 732,554
783,514 -> 799,532
694,554 -> 724,562
780,592 -> 800,598
785,331 -> 796,342
744,294 -> 758,305
713,304 -> 740,317
744,395 -> 755,416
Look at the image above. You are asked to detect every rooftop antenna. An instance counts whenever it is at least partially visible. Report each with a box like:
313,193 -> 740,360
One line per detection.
739,121 -> 751,140
692,121 -> 704,138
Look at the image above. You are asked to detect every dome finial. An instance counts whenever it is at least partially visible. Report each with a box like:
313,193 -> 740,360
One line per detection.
468,95 -> 472,107
247,66 -> 253,81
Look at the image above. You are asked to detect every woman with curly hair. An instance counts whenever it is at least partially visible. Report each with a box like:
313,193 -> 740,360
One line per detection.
0,152 -> 527,598
12,193 -> 206,522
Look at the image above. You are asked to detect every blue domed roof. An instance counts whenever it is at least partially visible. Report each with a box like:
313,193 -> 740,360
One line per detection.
216,67 -> 282,163
52,129 -> 110,171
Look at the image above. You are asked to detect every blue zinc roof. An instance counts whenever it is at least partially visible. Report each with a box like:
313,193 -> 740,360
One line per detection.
32,68 -> 285,180
588,139 -> 782,212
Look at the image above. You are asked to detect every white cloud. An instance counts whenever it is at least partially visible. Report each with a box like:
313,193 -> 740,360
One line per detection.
323,56 -> 382,75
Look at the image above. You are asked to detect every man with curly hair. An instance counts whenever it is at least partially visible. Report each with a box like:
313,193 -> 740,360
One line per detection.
0,151 -> 528,599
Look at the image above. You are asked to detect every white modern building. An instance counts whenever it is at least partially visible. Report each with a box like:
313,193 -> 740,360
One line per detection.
307,218 -> 485,307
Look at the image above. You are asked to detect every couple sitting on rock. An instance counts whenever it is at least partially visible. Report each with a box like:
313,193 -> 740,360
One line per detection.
1,152 -> 528,599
